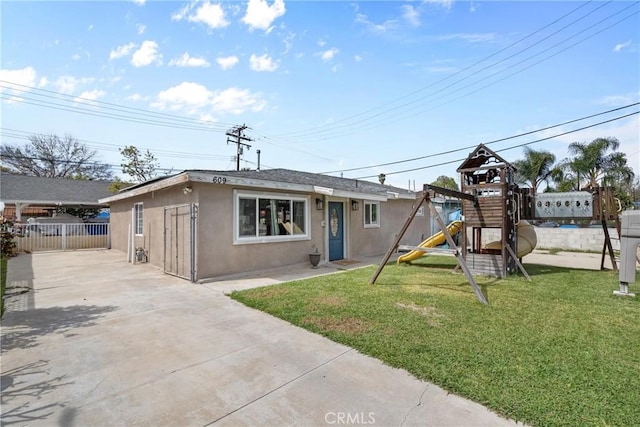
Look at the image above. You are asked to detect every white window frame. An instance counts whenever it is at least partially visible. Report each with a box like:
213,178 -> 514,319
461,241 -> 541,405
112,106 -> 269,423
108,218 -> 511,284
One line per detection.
134,203 -> 144,235
233,190 -> 310,244
364,200 -> 380,228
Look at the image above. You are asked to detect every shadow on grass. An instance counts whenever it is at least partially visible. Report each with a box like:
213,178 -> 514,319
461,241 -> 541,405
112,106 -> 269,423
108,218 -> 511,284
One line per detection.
0,360 -> 73,426
1,304 -> 118,352
522,263 -> 596,276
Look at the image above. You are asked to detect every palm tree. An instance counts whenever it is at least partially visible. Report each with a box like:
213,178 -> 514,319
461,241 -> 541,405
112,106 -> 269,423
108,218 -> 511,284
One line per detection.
513,147 -> 556,194
564,137 -> 634,189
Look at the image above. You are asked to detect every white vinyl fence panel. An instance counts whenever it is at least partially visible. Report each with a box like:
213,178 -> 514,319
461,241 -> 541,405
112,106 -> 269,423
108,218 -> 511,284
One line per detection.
15,223 -> 110,252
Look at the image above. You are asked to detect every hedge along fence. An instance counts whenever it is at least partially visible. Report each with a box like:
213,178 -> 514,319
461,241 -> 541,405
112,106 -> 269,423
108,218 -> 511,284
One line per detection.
478,226 -> 621,252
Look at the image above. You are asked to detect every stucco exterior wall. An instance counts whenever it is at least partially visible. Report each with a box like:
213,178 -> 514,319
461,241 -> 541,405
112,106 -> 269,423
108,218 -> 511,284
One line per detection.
108,181 -> 429,281
109,185 -> 196,265
196,184 -> 322,278
348,199 -> 430,257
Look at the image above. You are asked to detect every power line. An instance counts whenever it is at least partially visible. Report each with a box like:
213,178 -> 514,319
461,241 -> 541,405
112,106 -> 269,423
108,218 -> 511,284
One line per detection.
268,1 -> 634,143
0,79 -> 235,131
268,0 -> 601,140
321,103 -> 640,174
0,128 -> 233,162
353,110 -> 640,180
267,3 -> 639,145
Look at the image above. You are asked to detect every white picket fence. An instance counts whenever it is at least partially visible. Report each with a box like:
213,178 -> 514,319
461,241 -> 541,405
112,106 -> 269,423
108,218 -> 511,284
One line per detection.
15,223 -> 110,252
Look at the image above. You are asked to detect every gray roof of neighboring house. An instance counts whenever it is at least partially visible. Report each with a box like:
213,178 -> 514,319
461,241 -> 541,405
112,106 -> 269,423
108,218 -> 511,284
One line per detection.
0,173 -> 114,206
104,168 -> 416,203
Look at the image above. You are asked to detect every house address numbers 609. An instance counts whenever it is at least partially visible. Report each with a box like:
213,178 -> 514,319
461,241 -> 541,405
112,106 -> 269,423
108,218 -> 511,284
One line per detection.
212,176 -> 227,184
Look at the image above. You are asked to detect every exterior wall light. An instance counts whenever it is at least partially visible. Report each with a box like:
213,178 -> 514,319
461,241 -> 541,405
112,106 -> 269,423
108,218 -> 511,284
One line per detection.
351,200 -> 359,211
316,198 -> 324,210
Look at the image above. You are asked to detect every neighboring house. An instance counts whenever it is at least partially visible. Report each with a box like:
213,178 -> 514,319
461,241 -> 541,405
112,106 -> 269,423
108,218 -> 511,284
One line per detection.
99,169 -> 431,282
0,173 -> 113,221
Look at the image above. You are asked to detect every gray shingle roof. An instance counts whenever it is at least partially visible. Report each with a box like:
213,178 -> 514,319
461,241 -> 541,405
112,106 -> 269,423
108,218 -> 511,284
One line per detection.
0,173 -> 114,205
191,168 -> 415,197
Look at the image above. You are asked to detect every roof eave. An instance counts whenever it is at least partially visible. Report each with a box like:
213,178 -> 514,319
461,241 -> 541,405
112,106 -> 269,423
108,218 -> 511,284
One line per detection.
99,170 -> 415,203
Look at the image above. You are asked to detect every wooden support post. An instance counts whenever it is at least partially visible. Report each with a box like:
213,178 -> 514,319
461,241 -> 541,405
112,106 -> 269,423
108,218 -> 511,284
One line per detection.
427,199 -> 488,305
504,244 -> 531,281
600,219 -> 618,272
369,192 -> 428,284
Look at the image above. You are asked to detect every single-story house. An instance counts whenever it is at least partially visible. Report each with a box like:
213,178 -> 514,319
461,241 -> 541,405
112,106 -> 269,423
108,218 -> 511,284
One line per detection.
99,169 -> 431,282
0,173 -> 113,221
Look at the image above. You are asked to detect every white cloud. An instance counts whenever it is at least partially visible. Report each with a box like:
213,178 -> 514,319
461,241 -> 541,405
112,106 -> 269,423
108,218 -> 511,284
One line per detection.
355,13 -> 398,33
38,77 -> 48,87
242,0 -> 286,32
426,66 -> 459,73
72,53 -> 82,61
282,31 -> 296,55
169,52 -> 211,68
211,87 -> 266,114
596,91 -> 640,107
249,54 -> 278,72
317,39 -> 327,47
216,55 -> 239,70
401,5 -> 421,27
137,24 -> 146,35
437,33 -> 496,43
0,66 -> 37,97
126,93 -> 145,102
354,54 -> 363,62
88,24 -> 94,31
173,1 -> 229,30
110,42 -> 136,60
320,48 -> 339,62
613,40 -> 631,53
131,40 -> 162,67
153,82 -> 212,111
425,0 -> 454,9
133,0 -> 145,5
152,81 -> 266,115
55,75 -> 95,94
74,89 -> 106,103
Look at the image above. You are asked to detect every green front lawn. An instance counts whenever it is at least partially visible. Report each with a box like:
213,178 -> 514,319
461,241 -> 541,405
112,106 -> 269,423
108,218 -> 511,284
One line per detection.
231,257 -> 640,427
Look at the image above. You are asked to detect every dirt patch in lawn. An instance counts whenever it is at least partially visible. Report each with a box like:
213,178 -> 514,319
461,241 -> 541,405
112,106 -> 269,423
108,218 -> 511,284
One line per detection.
395,302 -> 444,327
303,316 -> 371,335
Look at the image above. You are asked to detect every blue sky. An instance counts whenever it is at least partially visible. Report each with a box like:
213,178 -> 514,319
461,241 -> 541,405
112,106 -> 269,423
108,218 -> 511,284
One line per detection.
1,0 -> 638,190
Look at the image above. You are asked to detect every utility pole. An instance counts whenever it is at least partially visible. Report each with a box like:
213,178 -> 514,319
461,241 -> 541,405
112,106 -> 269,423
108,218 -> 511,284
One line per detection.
226,124 -> 253,171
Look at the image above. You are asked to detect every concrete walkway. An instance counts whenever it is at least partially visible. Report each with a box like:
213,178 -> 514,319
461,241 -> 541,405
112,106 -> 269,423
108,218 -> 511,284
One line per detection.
0,250 -> 523,426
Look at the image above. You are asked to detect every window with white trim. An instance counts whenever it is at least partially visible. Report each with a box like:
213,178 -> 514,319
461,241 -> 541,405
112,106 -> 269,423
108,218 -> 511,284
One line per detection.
236,191 -> 309,243
134,203 -> 144,235
364,201 -> 380,228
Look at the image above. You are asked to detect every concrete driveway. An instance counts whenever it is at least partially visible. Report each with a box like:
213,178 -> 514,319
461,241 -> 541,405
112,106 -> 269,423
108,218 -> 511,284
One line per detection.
1,250 -> 519,426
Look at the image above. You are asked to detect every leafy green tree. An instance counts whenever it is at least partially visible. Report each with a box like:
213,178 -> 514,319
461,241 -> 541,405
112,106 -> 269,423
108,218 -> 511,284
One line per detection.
0,134 -> 113,179
108,177 -> 134,193
430,175 -> 459,191
513,148 -> 556,194
120,146 -> 158,183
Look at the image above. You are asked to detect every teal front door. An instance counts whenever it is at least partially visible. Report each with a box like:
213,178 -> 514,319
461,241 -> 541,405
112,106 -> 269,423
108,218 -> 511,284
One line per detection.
328,202 -> 344,261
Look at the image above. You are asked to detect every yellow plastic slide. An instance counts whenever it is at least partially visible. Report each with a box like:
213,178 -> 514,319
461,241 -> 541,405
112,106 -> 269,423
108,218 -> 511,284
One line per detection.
397,220 -> 463,263
483,220 -> 538,258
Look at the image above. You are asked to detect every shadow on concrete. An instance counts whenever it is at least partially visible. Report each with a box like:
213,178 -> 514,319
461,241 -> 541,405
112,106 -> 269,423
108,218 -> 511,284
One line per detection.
0,360 -> 72,426
1,304 -> 118,352
3,253 -> 36,313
